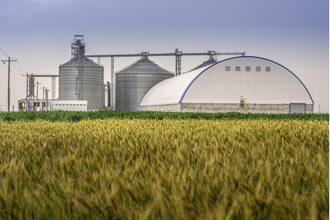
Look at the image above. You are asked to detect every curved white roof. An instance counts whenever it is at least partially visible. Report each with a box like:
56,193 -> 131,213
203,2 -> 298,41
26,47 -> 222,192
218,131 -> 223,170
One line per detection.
140,65 -> 212,106
140,56 -> 314,106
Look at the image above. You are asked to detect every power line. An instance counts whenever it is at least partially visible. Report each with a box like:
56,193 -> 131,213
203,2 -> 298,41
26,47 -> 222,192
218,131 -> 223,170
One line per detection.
15,62 -> 25,73
0,48 -> 25,73
0,47 -> 9,58
0,48 -> 27,76
0,49 -> 24,79
5,63 -> 23,80
11,64 -> 26,78
8,68 -> 23,81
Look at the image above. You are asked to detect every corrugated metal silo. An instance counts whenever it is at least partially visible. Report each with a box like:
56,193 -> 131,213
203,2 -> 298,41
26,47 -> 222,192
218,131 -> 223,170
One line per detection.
59,35 -> 105,110
189,56 -> 217,72
116,57 -> 173,111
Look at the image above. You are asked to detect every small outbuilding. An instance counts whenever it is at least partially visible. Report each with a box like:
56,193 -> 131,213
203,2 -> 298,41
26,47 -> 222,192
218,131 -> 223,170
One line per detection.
139,56 -> 314,113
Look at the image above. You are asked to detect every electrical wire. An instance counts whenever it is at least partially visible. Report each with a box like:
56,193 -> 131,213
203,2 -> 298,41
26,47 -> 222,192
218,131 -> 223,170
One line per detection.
0,47 -> 9,58
0,48 -> 24,75
7,67 -> 22,81
15,62 -> 26,73
0,49 -> 24,77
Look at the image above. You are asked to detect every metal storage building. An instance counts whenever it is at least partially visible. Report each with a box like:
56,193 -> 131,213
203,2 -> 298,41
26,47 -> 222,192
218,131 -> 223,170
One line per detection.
140,56 -> 314,113
116,57 -> 173,111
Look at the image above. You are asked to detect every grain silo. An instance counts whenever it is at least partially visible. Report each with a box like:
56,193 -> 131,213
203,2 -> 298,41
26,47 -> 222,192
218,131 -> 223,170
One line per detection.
116,56 -> 173,111
189,56 -> 217,72
59,35 -> 105,110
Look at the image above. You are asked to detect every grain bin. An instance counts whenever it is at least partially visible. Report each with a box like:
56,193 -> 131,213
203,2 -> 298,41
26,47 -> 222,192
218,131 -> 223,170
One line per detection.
189,56 -> 217,72
116,57 -> 173,111
59,36 -> 105,110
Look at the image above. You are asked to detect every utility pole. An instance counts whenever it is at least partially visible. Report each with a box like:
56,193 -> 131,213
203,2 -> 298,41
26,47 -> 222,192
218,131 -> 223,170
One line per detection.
36,82 -> 42,110
42,86 -> 45,111
111,56 -> 115,111
22,73 -> 29,111
1,57 -> 17,112
25,73 -> 29,100
45,88 -> 49,111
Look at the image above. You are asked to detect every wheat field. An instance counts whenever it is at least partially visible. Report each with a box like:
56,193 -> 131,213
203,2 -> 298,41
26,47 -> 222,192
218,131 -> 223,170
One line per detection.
0,119 -> 328,219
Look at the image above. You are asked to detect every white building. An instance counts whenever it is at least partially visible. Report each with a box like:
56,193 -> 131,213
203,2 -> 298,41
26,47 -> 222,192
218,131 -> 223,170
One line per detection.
50,100 -> 88,111
140,56 -> 314,113
18,99 -> 50,111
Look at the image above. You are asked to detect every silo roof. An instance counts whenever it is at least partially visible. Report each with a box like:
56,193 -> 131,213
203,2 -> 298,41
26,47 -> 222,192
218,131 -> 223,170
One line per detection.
60,56 -> 101,67
117,57 -> 172,74
189,58 -> 217,72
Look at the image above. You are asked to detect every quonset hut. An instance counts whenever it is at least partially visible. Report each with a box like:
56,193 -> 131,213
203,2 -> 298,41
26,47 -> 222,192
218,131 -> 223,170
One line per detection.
140,56 -> 314,113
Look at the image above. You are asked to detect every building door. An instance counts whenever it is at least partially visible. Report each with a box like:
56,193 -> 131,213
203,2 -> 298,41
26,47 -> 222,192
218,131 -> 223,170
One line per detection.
290,103 -> 306,113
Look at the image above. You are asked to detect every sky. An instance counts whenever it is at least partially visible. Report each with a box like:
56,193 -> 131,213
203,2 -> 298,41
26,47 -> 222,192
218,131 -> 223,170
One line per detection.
0,0 -> 328,112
